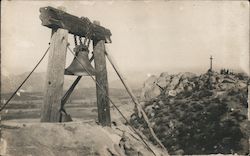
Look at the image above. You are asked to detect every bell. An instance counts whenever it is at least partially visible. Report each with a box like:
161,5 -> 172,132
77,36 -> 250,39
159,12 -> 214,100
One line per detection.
65,45 -> 96,76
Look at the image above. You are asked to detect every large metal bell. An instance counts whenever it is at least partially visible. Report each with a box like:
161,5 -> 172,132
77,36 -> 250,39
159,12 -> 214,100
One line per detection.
65,45 -> 96,76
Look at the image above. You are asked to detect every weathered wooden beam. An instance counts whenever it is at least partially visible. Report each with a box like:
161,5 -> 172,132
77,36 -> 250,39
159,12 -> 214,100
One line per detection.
93,31 -> 111,126
41,28 -> 68,122
39,6 -> 112,43
61,76 -> 82,111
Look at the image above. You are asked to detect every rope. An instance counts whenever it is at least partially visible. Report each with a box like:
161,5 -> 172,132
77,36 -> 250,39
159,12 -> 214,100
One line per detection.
0,46 -> 50,112
74,35 -> 78,46
105,47 -> 168,154
67,46 -> 157,156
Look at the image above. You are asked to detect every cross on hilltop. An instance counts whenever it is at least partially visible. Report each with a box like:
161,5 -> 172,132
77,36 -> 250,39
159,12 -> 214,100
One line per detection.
209,55 -> 213,71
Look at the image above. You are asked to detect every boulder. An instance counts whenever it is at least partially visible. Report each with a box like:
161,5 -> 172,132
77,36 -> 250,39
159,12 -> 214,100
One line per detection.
140,75 -> 158,100
168,90 -> 177,97
144,85 -> 161,101
156,76 -> 168,88
222,78 -> 236,83
209,76 -> 217,84
159,72 -> 169,77
156,73 -> 172,88
181,72 -> 196,80
168,74 -> 182,90
144,105 -> 154,116
175,85 -> 185,94
218,83 -> 236,91
158,100 -> 164,107
236,81 -> 247,89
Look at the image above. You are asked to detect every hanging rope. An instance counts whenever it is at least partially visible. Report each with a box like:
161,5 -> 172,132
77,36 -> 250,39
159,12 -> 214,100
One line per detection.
67,46 -> 157,156
0,46 -> 50,112
74,35 -> 78,46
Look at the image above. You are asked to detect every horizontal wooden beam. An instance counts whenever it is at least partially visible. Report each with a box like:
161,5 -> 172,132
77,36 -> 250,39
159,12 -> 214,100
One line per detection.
39,6 -> 112,43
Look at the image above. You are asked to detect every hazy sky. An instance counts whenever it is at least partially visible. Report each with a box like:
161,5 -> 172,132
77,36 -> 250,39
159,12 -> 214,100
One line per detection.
1,1 -> 249,77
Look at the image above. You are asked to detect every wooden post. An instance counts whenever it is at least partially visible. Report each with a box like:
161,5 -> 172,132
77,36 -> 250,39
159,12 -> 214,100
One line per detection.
41,28 -> 68,122
93,21 -> 111,126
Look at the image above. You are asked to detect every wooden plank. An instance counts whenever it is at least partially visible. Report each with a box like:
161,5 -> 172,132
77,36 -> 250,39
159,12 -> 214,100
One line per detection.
41,28 -> 68,122
93,39 -> 111,127
39,6 -> 112,43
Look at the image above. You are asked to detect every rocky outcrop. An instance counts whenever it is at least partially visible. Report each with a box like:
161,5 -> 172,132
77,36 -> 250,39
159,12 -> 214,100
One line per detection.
141,72 -> 196,101
1,120 -> 166,156
134,71 -> 249,155
141,71 -> 248,101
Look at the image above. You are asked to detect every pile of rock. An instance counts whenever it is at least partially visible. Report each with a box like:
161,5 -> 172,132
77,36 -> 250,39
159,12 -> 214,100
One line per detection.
140,72 -> 197,101
132,71 -> 249,155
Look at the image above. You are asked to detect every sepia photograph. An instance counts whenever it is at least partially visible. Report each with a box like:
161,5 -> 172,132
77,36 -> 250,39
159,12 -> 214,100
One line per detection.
0,1 -> 249,155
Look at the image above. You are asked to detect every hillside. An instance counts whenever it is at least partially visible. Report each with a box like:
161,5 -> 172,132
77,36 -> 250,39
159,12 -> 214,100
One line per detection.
131,71 -> 249,155
1,72 -> 144,94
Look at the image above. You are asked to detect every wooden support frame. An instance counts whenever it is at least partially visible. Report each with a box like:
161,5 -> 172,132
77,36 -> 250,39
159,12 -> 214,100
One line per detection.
41,28 -> 68,122
39,6 -> 112,124
93,39 -> 111,127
